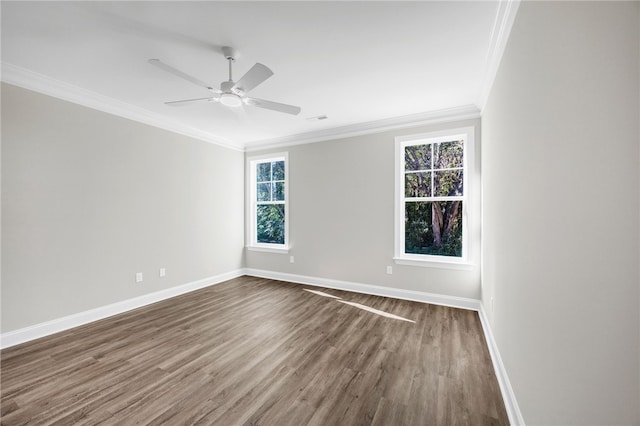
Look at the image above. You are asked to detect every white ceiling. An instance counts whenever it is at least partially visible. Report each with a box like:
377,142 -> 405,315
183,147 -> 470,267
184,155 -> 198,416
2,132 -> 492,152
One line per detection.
1,1 -> 517,150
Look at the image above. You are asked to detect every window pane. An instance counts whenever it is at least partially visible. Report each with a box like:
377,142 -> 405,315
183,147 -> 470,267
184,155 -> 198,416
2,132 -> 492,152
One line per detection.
433,170 -> 463,196
257,204 -> 285,244
434,140 -> 463,169
405,172 -> 431,197
257,183 -> 271,202
257,162 -> 271,182
405,201 -> 462,257
405,145 -> 431,171
273,181 -> 285,201
272,161 -> 285,181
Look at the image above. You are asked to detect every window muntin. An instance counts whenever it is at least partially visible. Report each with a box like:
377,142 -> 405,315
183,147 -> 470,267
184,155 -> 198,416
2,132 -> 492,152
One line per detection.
248,154 -> 288,250
395,129 -> 472,266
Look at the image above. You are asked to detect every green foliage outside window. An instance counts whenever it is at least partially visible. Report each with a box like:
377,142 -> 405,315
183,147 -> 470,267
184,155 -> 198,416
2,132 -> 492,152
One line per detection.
405,201 -> 462,257
404,140 -> 464,257
257,204 -> 285,244
255,160 -> 286,245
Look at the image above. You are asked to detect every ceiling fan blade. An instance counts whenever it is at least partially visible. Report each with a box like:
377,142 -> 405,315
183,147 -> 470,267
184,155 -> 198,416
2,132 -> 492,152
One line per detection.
165,96 -> 219,107
148,59 -> 220,93
245,97 -> 301,115
231,63 -> 273,95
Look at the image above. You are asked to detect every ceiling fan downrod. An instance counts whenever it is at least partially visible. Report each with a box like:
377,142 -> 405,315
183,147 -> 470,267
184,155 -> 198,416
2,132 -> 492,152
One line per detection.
222,46 -> 236,83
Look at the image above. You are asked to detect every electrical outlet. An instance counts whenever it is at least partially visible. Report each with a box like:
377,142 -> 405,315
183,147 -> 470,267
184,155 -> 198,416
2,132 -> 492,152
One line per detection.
135,272 -> 143,283
289,256 -> 295,264
159,268 -> 166,277
386,266 -> 393,275
491,296 -> 495,313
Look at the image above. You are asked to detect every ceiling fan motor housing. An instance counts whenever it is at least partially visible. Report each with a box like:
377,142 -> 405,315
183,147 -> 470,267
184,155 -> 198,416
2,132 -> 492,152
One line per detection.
220,77 -> 243,107
221,46 -> 237,61
221,80 -> 236,93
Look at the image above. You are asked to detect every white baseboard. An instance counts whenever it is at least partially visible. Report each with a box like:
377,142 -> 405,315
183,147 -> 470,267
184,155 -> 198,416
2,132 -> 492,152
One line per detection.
478,306 -> 525,425
244,268 -> 481,311
0,269 -> 244,350
246,267 -> 524,425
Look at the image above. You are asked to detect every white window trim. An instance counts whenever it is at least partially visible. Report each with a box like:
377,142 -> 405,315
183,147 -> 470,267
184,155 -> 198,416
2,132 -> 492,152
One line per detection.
394,127 -> 475,269
246,152 -> 290,253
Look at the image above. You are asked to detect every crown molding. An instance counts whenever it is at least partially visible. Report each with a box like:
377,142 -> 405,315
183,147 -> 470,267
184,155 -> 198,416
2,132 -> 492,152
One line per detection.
3,61 -> 486,153
476,0 -> 521,112
244,104 -> 481,152
1,62 -> 243,152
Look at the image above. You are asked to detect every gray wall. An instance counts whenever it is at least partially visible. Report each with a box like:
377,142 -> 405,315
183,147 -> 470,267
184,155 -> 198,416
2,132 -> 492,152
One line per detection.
2,83 -> 245,332
246,118 -> 482,300
482,2 -> 640,424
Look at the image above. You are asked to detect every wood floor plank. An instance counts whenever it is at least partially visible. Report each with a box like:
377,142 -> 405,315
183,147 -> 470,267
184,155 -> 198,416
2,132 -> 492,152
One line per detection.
1,276 -> 509,425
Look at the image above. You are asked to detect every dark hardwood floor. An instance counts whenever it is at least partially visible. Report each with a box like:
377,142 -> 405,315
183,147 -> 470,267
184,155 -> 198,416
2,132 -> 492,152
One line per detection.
1,276 -> 509,425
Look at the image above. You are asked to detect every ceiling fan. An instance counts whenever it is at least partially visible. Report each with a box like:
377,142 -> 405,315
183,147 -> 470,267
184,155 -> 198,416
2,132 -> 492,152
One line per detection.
149,46 -> 301,115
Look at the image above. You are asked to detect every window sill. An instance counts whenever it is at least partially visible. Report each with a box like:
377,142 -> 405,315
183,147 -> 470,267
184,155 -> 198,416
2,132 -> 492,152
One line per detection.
393,256 -> 474,271
247,245 -> 290,254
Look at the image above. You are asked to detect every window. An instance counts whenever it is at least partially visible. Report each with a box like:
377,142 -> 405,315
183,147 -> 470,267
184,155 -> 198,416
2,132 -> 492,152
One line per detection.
395,127 -> 474,268
247,153 -> 289,252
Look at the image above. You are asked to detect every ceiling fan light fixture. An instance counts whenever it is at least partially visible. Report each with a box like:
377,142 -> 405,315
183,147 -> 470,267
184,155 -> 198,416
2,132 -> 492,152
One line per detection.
220,92 -> 242,107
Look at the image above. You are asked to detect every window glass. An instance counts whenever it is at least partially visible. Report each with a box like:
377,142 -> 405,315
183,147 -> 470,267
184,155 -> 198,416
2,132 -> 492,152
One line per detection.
257,204 -> 285,244
257,163 -> 271,182
249,155 -> 288,249
397,132 -> 469,262
434,140 -> 464,169
405,172 -> 431,197
405,201 -> 463,257
405,144 -> 432,171
433,170 -> 463,197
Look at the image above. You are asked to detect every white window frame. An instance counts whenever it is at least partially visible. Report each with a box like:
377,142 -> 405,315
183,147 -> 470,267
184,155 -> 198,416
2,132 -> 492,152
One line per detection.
394,127 -> 475,270
246,152 -> 289,253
